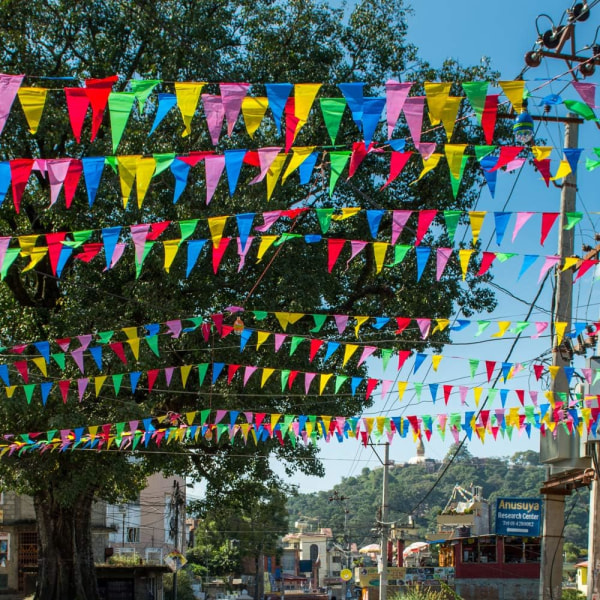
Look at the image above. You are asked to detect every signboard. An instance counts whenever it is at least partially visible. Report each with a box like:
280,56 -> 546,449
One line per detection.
299,559 -> 312,573
495,497 -> 542,536
164,550 -> 187,572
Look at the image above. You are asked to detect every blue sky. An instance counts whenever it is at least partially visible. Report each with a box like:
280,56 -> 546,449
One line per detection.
274,0 -> 600,494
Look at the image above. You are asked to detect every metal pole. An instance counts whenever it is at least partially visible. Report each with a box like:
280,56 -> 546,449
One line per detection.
379,443 -> 390,600
122,509 -> 126,549
539,117 -> 578,600
173,480 -> 180,600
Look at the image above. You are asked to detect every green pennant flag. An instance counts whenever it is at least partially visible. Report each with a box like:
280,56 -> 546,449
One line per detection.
564,212 -> 583,230
593,369 -> 600,385
414,382 -> 423,400
97,331 -> 114,344
200,409 -> 211,424
386,245 -> 411,267
443,210 -> 461,243
129,79 -> 161,113
469,358 -> 479,379
449,155 -> 469,198
153,152 -> 176,176
488,388 -> 497,403
179,219 -> 199,244
288,431 -> 297,447
564,99 -> 597,121
24,384 -> 35,404
474,145 -> 496,161
310,314 -> 327,333
495,253 -> 517,263
63,230 -> 93,248
135,241 -> 154,279
381,348 -> 393,370
198,363 -> 209,386
512,322 -> 530,335
281,370 -> 290,391
145,335 -> 160,357
132,430 -> 143,450
1,248 -> 21,280
315,208 -> 334,233
52,353 -> 66,370
186,317 -> 203,330
112,373 -> 124,395
289,336 -> 304,356
108,92 -> 136,152
253,311 -> 268,320
115,421 -> 126,444
329,151 -> 351,197
274,233 -> 302,246
462,82 -> 489,124
282,414 -> 295,438
105,155 -> 118,174
216,423 -> 227,442
586,157 -> 600,171
334,375 -> 348,393
320,98 -> 347,145
475,321 -> 491,336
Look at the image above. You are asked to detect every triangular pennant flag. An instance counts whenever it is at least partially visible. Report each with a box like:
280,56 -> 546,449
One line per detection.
320,98 -> 346,144
108,92 -> 135,152
328,151 -> 351,196
85,75 -> 118,141
17,87 -> 48,134
0,74 -> 25,135
386,80 -> 412,138
175,81 -> 205,136
64,87 -> 90,143
241,96 -> 268,138
149,93 -> 177,135
129,79 -> 160,113
499,80 -> 526,113
265,83 -> 292,134
220,83 -> 249,136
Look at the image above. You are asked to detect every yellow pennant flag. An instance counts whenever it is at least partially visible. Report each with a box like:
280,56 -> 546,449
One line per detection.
175,82 -> 206,137
424,82 -> 452,125
415,153 -> 442,182
499,81 -> 526,113
261,368 -> 275,387
294,83 -> 322,140
432,319 -> 450,334
18,234 -> 39,255
332,207 -> 362,221
94,375 -> 107,397
18,87 -> 48,134
551,159 -> 572,181
32,356 -> 47,377
561,257 -> 579,271
5,386 -> 16,399
431,355 -> 443,372
180,364 -> 192,388
398,381 -> 408,402
555,321 -> 568,346
208,216 -> 228,249
256,330 -> 270,349
319,373 -> 333,395
256,235 -> 278,262
491,321 -> 511,338
241,96 -> 269,138
473,387 -> 482,406
354,316 -> 369,337
266,154 -> 287,200
376,416 -> 387,434
531,146 -> 552,161
273,312 -> 303,331
441,97 -> 462,140
117,155 -> 141,208
372,242 -> 388,274
281,146 -> 316,184
22,247 -> 48,272
127,338 -> 140,360
458,249 -> 473,280
163,239 -> 181,273
122,327 -> 137,339
445,144 -> 467,179
135,156 -> 156,208
363,417 -> 374,435
343,344 -> 359,366
468,211 -> 486,245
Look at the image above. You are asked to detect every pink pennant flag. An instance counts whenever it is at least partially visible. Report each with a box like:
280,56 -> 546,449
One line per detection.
572,81 -> 596,108
415,209 -> 437,245
582,368 -> 592,384
386,80 -> 413,138
416,318 -> 431,339
380,379 -> 392,400
334,314 -> 349,334
130,224 -> 151,264
382,151 -> 411,189
540,212 -> 559,245
391,210 -> 412,245
236,236 -> 254,271
0,237 -> 11,271
47,159 -> 72,206
77,334 -> 92,350
538,256 -> 560,283
255,211 -> 282,233
164,367 -> 175,386
64,88 -> 90,143
304,372 -> 316,394
220,83 -> 249,136
0,74 -> 25,135
415,142 -> 436,160
204,155 -> 226,204
249,147 -> 282,184
166,320 -> 182,338
243,365 -> 257,386
71,348 -> 85,374
512,212 -> 534,242
346,240 -> 367,270
489,146 -> 523,172
357,346 -> 377,366
532,321 -> 549,339
504,157 -> 526,173
105,243 -> 126,270
403,96 -> 425,145
77,378 -> 89,401
327,239 -> 345,272
202,94 -> 225,145
459,386 -> 468,405
436,248 -> 452,280
274,333 -> 287,352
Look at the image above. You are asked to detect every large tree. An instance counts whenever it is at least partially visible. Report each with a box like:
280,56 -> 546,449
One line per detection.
0,1 -> 500,598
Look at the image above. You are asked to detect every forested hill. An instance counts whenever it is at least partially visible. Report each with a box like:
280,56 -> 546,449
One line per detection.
285,447 -> 590,551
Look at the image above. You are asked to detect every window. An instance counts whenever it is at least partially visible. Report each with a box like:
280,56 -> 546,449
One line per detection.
524,538 -> 541,563
310,544 -> 319,561
127,528 -> 140,543
504,537 -> 524,563
332,555 -> 341,563
478,537 -> 497,563
0,574 -> 7,589
460,539 -> 478,563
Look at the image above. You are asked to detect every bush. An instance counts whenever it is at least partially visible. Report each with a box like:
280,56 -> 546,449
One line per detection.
562,589 -> 585,600
391,583 -> 461,600
163,570 -> 197,600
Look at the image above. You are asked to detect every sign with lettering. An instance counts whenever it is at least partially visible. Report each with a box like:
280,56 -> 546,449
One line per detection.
495,497 -> 542,536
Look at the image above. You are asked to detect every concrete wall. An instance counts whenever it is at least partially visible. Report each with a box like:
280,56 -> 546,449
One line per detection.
454,578 -> 539,600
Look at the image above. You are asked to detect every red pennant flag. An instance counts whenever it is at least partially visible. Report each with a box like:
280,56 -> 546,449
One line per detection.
477,251 -> 497,276
211,313 -> 224,335
489,146 -> 523,172
533,363 -> 544,380
348,142 -> 370,178
284,97 -> 298,153
327,239 -> 345,273
148,221 -> 171,240
63,159 -> 83,208
309,339 -> 324,362
407,415 -> 420,433
10,158 -> 34,213
395,317 -> 411,334
109,341 -> 127,364
243,151 -> 260,167
85,75 -> 118,141
56,338 -> 71,352
178,151 -> 213,167
516,389 -> 525,406
481,94 -> 499,145
75,243 -> 103,263
443,385 -> 452,404
480,410 -> 490,427
485,360 -> 495,382
212,237 -> 231,273
381,151 -> 411,189
415,209 -> 437,245
147,369 -> 159,393
64,88 -> 90,143
14,360 -> 28,383
398,350 -> 411,369
288,370 -> 299,389
540,212 -> 559,245
46,232 -> 67,276
533,159 -> 551,187
227,364 -> 240,384
365,378 -> 378,400
221,324 -> 233,338
58,380 -> 70,403
575,259 -> 596,281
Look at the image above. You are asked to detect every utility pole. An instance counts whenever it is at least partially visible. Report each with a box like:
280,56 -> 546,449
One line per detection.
379,443 -> 390,600
172,479 -> 184,600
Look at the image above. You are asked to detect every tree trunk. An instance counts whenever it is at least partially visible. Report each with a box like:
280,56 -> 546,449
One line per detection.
33,490 -> 100,600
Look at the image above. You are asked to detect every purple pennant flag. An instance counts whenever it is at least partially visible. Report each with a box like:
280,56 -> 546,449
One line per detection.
572,81 -> 596,108
186,239 -> 207,277
204,155 -> 225,204
403,96 -> 425,145
81,157 -> 105,207
255,210 -> 282,232
265,83 -> 293,134
493,212 -> 511,245
415,246 -> 431,281
298,151 -> 319,184
0,162 -> 10,206
338,83 -> 365,130
220,83 -> 249,136
101,226 -> 122,269
170,158 -> 192,203
149,93 -> 176,135
386,81 -> 412,138
224,149 -> 246,196
361,97 -> 386,148
391,210 -> 412,245
366,210 -> 385,238
130,224 -> 151,264
71,348 -> 85,374
77,378 -> 89,401
202,94 -> 225,145
0,74 -> 24,135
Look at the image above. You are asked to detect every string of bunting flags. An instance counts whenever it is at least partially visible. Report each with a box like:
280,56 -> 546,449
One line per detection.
1,401 -> 599,457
